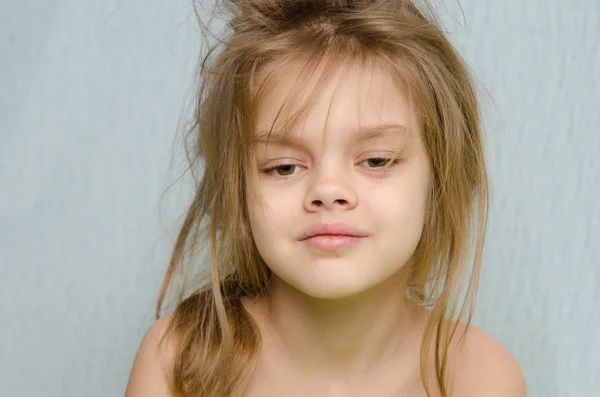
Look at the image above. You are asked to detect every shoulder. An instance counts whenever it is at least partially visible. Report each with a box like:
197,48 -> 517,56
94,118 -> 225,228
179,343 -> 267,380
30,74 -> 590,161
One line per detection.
124,313 -> 176,397
449,324 -> 527,397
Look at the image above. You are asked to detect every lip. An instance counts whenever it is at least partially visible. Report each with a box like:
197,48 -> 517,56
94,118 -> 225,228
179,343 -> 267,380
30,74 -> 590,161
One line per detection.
298,223 -> 369,251
302,235 -> 366,250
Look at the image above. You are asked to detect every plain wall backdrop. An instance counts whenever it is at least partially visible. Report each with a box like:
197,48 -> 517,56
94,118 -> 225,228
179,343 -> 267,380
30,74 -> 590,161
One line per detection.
1,1 -> 598,396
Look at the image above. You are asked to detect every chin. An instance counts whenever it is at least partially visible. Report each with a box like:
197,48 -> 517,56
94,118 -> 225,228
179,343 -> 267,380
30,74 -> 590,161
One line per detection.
295,281 -> 371,300
273,260 -> 403,301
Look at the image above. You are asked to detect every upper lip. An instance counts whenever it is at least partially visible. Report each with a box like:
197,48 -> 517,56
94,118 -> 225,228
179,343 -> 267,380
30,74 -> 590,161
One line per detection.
298,223 -> 369,241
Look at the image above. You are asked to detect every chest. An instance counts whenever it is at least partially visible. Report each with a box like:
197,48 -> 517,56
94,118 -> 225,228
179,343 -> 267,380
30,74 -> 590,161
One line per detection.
242,356 -> 428,397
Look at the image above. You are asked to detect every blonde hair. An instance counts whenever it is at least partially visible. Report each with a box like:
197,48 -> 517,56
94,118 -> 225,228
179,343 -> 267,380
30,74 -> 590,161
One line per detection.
156,1 -> 489,396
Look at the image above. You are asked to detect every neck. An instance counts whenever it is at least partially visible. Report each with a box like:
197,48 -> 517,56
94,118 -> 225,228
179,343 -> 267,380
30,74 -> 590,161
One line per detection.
261,268 -> 425,378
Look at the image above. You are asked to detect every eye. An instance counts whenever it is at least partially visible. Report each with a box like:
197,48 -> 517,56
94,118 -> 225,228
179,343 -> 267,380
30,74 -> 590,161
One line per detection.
264,163 -> 303,177
359,157 -> 398,170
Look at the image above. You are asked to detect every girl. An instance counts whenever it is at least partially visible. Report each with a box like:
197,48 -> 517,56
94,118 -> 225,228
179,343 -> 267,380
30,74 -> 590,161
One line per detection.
126,0 -> 526,396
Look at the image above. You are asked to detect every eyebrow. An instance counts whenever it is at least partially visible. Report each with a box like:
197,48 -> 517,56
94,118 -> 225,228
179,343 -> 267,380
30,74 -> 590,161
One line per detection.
254,123 -> 408,147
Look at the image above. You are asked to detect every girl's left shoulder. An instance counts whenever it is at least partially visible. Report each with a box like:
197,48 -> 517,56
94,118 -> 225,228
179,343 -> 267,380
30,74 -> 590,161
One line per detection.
449,323 -> 527,397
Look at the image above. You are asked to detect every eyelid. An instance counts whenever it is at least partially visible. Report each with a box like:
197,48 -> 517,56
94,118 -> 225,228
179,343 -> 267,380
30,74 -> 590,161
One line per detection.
262,160 -> 306,178
260,150 -> 402,176
358,156 -> 400,170
358,150 -> 403,162
263,159 -> 305,169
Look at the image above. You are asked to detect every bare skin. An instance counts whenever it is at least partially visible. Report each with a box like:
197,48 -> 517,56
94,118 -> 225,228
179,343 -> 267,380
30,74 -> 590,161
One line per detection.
125,301 -> 526,397
241,294 -> 525,397
124,59 -> 526,397
241,290 -> 428,397
242,58 -> 435,395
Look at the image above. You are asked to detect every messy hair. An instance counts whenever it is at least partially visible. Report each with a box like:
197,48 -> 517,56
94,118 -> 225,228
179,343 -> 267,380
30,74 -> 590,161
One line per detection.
156,1 -> 489,396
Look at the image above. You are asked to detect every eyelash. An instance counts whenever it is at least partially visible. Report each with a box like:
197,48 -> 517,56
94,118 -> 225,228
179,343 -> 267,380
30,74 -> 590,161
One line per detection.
262,157 -> 401,178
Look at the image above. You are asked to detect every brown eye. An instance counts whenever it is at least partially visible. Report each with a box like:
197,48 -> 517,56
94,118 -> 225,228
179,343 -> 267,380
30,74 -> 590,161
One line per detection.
365,158 -> 392,168
274,164 -> 296,176
264,163 -> 302,177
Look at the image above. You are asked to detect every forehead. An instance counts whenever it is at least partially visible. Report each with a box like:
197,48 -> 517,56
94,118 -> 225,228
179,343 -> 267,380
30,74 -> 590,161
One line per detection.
252,57 -> 417,142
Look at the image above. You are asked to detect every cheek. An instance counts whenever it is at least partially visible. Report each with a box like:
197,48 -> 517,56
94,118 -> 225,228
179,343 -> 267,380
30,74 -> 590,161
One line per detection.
246,193 -> 297,275
247,187 -> 291,243
367,173 -> 430,239
247,204 -> 273,265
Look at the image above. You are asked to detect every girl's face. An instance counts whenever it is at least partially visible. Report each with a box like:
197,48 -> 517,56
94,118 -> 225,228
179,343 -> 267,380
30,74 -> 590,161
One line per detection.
247,61 -> 431,299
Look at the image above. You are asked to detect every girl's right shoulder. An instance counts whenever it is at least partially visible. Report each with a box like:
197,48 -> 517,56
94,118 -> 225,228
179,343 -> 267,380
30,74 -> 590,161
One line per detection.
124,313 -> 176,397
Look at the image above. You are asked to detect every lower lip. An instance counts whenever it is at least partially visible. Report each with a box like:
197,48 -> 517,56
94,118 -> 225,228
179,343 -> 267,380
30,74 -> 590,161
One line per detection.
301,235 -> 365,251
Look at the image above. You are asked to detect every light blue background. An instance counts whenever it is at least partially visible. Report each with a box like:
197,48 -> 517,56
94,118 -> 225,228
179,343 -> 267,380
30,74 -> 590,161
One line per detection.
1,1 -> 598,396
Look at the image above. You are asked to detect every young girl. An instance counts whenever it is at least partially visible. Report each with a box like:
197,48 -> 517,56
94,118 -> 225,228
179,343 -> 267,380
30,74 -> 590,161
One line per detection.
126,1 -> 526,396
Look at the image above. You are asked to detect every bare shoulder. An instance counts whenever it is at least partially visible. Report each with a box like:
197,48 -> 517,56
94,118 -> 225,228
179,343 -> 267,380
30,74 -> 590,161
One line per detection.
450,324 -> 527,397
124,312 -> 176,397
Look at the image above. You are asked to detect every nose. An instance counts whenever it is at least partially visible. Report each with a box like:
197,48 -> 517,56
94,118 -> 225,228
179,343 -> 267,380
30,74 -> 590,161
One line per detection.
303,167 -> 358,212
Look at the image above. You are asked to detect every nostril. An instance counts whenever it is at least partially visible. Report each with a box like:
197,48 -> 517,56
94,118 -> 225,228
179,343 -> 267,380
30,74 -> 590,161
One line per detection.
312,199 -> 347,207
